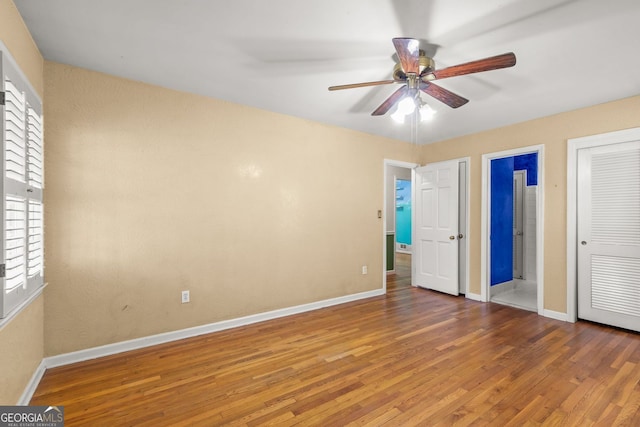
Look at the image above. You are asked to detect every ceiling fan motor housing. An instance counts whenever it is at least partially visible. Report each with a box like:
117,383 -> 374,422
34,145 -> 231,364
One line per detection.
393,51 -> 435,81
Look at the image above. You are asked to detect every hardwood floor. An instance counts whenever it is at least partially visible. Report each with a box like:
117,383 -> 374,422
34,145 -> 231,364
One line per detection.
32,260 -> 640,426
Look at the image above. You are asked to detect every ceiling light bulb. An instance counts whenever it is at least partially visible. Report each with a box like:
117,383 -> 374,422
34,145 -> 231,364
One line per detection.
391,110 -> 405,124
419,104 -> 436,121
397,97 -> 416,115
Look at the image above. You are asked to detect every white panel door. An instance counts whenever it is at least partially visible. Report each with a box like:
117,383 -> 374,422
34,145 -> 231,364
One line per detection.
413,160 -> 459,295
577,141 -> 640,331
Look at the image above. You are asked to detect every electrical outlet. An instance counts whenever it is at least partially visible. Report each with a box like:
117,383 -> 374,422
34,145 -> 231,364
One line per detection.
181,290 -> 190,304
362,265 -> 368,275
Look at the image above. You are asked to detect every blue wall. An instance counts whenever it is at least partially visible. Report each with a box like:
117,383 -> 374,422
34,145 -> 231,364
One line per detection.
490,153 -> 538,286
514,152 -> 538,185
491,157 -> 514,286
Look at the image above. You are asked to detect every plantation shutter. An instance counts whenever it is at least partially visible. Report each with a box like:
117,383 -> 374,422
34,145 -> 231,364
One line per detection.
0,47 -> 44,318
27,105 -> 43,281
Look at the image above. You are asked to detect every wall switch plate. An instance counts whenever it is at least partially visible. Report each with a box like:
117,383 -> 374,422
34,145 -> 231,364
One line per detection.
181,290 -> 190,304
362,265 -> 368,275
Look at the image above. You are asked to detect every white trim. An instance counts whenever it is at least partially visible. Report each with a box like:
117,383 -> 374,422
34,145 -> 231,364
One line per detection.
567,138 -> 579,322
411,167 -> 416,286
43,288 -> 384,369
465,292 -> 483,302
460,157 -> 471,297
566,127 -> 640,323
0,284 -> 45,332
383,159 -> 418,292
481,145 -> 545,315
481,158 -> 488,302
543,309 -> 569,322
17,360 -> 46,405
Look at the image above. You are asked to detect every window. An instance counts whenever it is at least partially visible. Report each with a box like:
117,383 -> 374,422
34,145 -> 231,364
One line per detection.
0,45 -> 44,319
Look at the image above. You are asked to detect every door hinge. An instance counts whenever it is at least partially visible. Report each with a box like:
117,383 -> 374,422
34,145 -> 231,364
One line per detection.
0,91 -> 5,106
0,264 -> 5,278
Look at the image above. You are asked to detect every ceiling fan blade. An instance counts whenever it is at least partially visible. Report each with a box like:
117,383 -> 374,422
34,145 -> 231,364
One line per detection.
392,38 -> 421,74
328,80 -> 396,91
428,52 -> 516,80
420,82 -> 468,109
372,85 -> 409,116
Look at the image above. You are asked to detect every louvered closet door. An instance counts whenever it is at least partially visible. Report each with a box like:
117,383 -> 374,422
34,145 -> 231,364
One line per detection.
577,141 -> 640,331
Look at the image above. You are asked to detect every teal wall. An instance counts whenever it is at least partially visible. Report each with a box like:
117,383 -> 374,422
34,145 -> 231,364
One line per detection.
396,179 -> 411,245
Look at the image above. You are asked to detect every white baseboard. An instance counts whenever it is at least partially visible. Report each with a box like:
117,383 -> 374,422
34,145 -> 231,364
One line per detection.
17,360 -> 46,405
465,292 -> 483,302
543,309 -> 569,322
44,288 -> 385,369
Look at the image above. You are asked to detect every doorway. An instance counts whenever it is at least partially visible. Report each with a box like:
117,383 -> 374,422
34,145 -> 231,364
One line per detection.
481,145 -> 544,314
383,159 -> 468,295
383,160 -> 418,292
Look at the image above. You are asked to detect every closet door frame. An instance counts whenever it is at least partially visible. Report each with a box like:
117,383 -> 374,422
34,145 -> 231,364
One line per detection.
567,127 -> 640,322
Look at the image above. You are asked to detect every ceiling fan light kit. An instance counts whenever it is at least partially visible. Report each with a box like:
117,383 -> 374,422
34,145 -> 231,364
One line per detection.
329,37 -> 516,119
390,92 -> 436,124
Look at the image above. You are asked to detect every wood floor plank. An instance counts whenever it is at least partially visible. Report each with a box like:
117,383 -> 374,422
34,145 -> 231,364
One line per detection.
31,259 -> 640,425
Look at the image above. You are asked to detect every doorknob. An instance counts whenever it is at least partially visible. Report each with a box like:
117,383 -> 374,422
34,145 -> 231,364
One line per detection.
458,234 -> 464,239
449,236 -> 455,240
581,241 -> 587,246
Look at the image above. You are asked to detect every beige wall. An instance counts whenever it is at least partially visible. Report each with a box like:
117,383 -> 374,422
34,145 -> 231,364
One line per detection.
0,0 -> 44,404
0,0 -> 43,97
0,297 -> 44,404
421,95 -> 640,312
43,62 -> 419,356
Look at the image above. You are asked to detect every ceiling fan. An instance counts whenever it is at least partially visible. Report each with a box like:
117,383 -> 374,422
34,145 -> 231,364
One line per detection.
328,38 -> 516,117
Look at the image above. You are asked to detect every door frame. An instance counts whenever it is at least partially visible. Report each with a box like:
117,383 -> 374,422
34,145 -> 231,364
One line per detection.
458,159 -> 470,296
481,145 -> 545,315
383,159 -> 418,292
382,158 -> 470,296
567,127 -> 640,322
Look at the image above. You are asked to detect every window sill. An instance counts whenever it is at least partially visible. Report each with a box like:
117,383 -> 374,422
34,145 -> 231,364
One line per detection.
0,283 -> 47,332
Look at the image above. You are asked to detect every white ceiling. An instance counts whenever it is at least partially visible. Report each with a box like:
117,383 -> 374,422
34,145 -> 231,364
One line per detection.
14,0 -> 640,144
